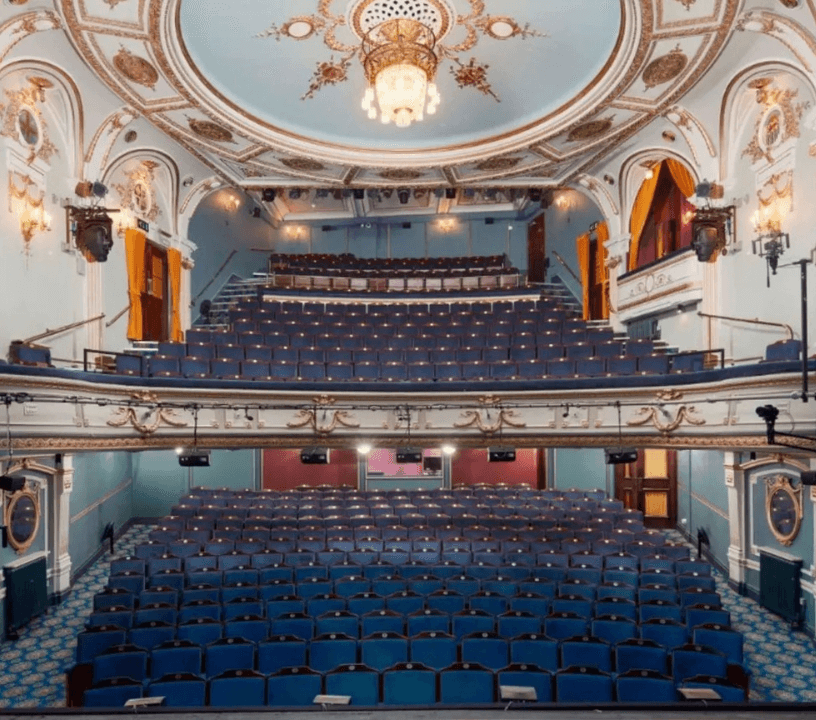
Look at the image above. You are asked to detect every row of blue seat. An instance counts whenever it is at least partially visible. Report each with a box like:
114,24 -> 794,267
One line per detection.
83,628 -> 741,685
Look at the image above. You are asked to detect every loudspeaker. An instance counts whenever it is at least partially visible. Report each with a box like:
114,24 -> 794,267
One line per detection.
402,222 -> 411,229
301,447 -> 329,464
801,471 -> 816,486
396,448 -> 422,464
488,447 -> 516,462
605,448 -> 639,465
178,450 -> 210,467
0,476 -> 25,493
76,213 -> 113,262
445,188 -> 457,199
484,218 -> 495,225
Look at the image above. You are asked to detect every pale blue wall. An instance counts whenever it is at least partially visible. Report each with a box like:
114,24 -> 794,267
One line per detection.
131,449 -> 258,518
550,448 -> 608,494
70,452 -> 134,575
675,450 -> 730,570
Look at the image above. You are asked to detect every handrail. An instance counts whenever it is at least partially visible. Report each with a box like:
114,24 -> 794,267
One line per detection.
105,305 -> 130,328
22,313 -> 105,344
697,311 -> 794,340
551,250 -> 581,286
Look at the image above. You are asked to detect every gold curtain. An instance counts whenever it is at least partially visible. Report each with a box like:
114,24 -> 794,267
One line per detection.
125,229 -> 146,341
167,248 -> 183,342
596,221 -> 610,319
628,164 -> 662,271
665,158 -> 695,198
576,232 -> 591,321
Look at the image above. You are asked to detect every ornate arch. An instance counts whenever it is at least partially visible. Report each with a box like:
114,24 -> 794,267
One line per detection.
0,59 -> 85,178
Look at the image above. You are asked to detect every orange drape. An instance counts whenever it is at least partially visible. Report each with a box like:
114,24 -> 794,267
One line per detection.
627,164 -> 662,271
167,248 -> 182,342
576,232 -> 591,321
125,229 -> 146,341
665,159 -> 695,199
596,221 -> 610,319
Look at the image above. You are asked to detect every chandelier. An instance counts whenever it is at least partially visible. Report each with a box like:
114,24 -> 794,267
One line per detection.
361,18 -> 440,128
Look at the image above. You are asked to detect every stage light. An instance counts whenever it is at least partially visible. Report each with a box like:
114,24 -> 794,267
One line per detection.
441,444 -> 456,456
357,443 -> 372,455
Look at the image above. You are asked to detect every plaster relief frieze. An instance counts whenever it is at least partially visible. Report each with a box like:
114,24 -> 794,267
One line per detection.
454,408 -> 526,435
286,408 -> 361,435
106,392 -> 188,434
626,405 -> 706,434
0,79 -> 59,166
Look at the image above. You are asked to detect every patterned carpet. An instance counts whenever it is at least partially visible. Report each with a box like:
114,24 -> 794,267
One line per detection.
0,524 -> 813,707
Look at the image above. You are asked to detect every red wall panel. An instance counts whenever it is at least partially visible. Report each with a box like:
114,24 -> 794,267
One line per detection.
451,448 -> 539,487
262,449 -> 358,490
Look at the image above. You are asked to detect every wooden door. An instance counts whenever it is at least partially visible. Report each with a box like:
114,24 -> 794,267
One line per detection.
141,243 -> 167,342
614,449 -> 677,529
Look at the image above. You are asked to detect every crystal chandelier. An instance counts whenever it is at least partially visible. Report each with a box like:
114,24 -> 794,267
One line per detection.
361,18 -> 440,128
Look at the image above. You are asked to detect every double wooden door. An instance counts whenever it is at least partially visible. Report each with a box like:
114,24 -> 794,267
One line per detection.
614,449 -> 677,529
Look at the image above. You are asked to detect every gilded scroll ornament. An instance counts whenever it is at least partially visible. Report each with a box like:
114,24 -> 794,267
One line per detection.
454,408 -> 526,435
626,405 -> 706,434
106,392 -> 188,435
642,47 -> 688,88
287,409 -> 360,435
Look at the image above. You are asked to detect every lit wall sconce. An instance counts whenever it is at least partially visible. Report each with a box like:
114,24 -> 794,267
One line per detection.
554,191 -> 575,211
8,173 -> 51,251
437,217 -> 458,233
751,172 -> 792,285
283,225 -> 309,240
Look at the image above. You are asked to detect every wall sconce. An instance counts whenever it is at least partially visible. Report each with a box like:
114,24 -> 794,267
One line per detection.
554,191 -> 575,211
437,217 -> 458,233
283,225 -> 308,240
751,172 -> 792,286
752,231 -> 790,286
116,206 -> 136,237
8,173 -> 51,251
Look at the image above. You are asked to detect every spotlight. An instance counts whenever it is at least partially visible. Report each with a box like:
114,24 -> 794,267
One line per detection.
91,182 -> 108,198
441,444 -> 456,456
315,188 -> 330,199
357,443 -> 372,456
397,188 -> 411,205
262,188 -> 276,202
434,188 -> 445,198
756,404 -> 779,444
353,188 -> 365,200
288,188 -> 302,200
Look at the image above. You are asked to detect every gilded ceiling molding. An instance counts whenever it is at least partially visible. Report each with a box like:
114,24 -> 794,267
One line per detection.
577,174 -> 620,218
106,393 -> 188,435
663,105 -> 717,162
0,10 -> 61,64
626,405 -> 706,434
84,107 -> 138,168
737,10 -> 816,74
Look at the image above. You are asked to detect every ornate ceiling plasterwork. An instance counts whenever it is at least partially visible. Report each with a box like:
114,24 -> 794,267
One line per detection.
57,0 -> 740,187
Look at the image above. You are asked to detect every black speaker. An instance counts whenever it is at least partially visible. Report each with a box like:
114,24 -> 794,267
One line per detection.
353,188 -> 365,200
396,448 -> 422,464
262,188 -> 276,202
301,447 -> 329,464
801,471 -> 816,486
178,450 -> 210,467
0,476 -> 25,493
76,213 -> 113,262
488,447 -> 516,462
605,448 -> 639,465
445,188 -> 457,199
484,218 -> 495,225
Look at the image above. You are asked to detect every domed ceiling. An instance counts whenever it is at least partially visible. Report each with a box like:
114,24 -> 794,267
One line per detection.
60,0 -> 739,189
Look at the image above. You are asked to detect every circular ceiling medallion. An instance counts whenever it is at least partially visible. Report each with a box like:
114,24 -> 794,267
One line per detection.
567,117 -> 613,142
350,0 -> 454,40
280,157 -> 325,171
113,48 -> 159,89
188,117 -> 234,142
475,156 -> 522,171
379,168 -> 424,180
282,18 -> 316,39
642,48 -> 688,88
484,17 -> 520,39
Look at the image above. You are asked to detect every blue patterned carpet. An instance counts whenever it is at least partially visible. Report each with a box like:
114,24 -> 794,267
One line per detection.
0,524 -> 812,707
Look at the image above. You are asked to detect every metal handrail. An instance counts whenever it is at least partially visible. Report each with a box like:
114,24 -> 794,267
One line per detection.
697,311 -> 794,340
551,250 -> 581,286
23,313 -> 105,344
105,305 -> 130,328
